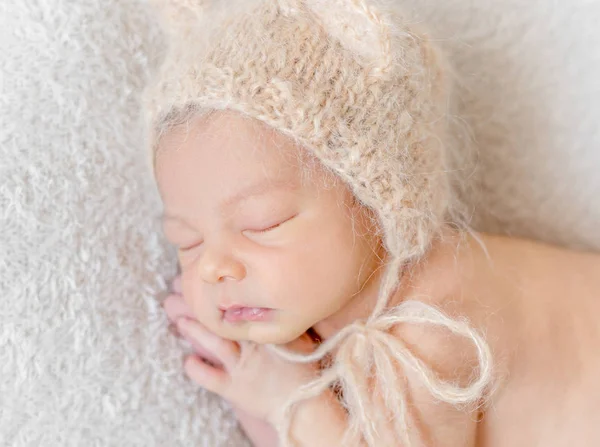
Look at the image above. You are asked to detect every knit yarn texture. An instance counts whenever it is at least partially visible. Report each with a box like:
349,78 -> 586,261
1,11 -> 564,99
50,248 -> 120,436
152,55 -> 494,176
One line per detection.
145,1 -> 493,445
147,0 -> 450,261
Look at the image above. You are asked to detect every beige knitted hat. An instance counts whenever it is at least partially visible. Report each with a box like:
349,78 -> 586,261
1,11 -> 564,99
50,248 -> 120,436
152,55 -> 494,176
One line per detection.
146,0 -> 451,262
145,1 -> 492,445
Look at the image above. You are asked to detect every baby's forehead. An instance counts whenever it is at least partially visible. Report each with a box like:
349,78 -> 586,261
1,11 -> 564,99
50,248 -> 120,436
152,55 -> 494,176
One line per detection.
156,111 -> 345,206
164,111 -> 330,179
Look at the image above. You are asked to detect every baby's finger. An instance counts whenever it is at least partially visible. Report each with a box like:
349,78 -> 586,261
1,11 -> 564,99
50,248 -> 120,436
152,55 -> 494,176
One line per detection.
184,336 -> 224,368
184,355 -> 229,396
162,298 -> 224,366
163,293 -> 196,323
177,318 -> 240,369
171,275 -> 182,294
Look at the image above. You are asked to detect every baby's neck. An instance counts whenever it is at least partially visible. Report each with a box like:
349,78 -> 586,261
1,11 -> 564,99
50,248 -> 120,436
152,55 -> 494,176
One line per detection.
311,228 -> 474,340
312,227 -> 521,351
312,255 -> 390,340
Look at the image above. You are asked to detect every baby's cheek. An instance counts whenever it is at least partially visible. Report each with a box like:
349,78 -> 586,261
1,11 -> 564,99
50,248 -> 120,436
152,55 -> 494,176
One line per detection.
252,247 -> 344,329
180,272 -> 214,321
278,263 -> 340,318
265,263 -> 304,306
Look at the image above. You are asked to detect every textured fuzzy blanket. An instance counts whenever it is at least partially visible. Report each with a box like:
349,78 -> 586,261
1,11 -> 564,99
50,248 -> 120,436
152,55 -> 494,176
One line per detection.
1,0 -> 598,445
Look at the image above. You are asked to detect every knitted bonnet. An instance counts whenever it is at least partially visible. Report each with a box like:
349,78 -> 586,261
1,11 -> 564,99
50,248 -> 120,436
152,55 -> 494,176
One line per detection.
147,0 -> 451,261
145,0 -> 492,445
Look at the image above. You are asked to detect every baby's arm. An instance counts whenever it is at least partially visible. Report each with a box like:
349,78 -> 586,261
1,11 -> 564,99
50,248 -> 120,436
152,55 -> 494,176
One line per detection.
287,325 -> 479,446
393,324 -> 480,446
284,390 -> 353,446
233,407 -> 279,447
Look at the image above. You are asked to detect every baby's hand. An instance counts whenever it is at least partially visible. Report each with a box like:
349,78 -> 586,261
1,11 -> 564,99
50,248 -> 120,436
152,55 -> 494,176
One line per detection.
175,316 -> 319,425
163,276 -> 316,446
163,276 -> 223,367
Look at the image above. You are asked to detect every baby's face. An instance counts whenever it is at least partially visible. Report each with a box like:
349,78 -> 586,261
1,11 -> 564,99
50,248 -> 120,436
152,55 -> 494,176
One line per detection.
156,111 -> 383,344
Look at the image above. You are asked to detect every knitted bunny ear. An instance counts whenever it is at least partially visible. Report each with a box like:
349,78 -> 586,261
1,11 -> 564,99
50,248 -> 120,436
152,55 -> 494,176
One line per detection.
150,0 -> 210,33
303,0 -> 393,74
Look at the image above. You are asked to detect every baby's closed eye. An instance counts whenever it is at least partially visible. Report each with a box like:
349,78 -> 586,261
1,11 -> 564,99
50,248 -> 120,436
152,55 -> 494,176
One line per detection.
243,213 -> 298,234
163,225 -> 203,252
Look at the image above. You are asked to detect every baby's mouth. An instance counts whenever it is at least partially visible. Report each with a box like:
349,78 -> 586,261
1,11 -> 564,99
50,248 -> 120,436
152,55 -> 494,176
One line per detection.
219,305 -> 273,323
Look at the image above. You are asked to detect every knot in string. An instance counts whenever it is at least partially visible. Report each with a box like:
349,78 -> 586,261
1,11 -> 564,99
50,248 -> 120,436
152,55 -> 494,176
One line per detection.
271,300 -> 494,447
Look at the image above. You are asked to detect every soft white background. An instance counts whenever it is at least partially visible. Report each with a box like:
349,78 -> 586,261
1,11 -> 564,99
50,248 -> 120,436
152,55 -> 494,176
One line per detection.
1,0 -> 598,445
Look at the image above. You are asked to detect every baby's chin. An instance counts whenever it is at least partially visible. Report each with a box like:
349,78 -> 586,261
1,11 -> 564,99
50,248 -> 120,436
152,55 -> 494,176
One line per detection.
216,321 -> 310,346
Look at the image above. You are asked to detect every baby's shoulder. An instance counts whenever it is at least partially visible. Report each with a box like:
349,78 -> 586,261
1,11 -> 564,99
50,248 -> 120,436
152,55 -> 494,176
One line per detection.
463,233 -> 600,446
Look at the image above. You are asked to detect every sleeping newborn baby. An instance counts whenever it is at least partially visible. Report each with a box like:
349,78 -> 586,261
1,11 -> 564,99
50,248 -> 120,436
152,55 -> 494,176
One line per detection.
159,112 -> 600,447
146,0 -> 600,445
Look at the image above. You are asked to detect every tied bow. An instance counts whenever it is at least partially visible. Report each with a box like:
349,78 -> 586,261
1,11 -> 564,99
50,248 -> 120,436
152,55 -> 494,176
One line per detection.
270,300 -> 493,446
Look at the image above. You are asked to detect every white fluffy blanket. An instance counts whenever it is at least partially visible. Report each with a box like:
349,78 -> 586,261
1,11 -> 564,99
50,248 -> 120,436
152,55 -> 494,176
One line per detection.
1,0 -> 599,445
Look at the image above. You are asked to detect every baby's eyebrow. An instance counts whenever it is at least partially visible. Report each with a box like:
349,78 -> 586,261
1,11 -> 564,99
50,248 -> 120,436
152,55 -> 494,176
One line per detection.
162,178 -> 298,225
219,178 -> 299,211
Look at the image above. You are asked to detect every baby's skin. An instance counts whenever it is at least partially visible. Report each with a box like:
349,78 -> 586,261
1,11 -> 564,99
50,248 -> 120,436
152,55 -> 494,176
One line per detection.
164,231 -> 600,446
165,276 -> 280,447
157,111 -> 600,446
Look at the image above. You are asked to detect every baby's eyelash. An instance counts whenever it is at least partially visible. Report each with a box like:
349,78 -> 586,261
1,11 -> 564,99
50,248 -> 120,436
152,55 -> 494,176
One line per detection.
251,214 -> 298,233
255,222 -> 284,233
178,241 -> 203,252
